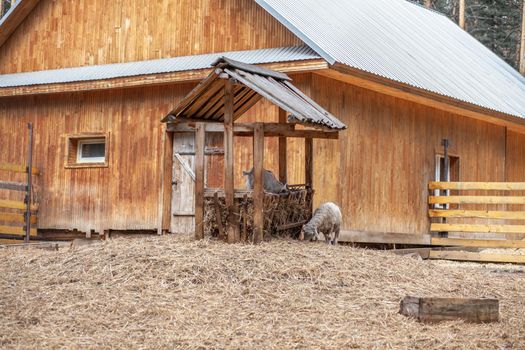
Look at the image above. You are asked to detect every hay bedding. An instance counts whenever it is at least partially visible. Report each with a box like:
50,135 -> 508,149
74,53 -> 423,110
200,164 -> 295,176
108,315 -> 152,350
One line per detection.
0,236 -> 524,349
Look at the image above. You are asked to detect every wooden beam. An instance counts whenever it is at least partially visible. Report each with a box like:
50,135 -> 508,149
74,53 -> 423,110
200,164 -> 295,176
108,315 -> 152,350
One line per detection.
0,225 -> 37,237
0,181 -> 27,192
278,108 -> 288,184
253,123 -> 265,244
318,66 -> 525,133
194,123 -> 205,240
400,296 -> 499,323
429,209 -> 525,220
429,250 -> 525,264
431,223 -> 525,234
429,181 -> 525,191
459,0 -> 466,29
224,80 -> 237,243
0,199 -> 38,211
305,138 -> 313,188
0,163 -> 39,175
0,212 -> 37,224
429,196 -> 525,205
431,237 -> 525,249
0,60 -> 329,98
339,230 -> 432,245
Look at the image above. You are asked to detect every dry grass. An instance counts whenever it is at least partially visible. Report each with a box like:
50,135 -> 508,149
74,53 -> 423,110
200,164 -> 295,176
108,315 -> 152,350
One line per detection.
1,235 -> 524,349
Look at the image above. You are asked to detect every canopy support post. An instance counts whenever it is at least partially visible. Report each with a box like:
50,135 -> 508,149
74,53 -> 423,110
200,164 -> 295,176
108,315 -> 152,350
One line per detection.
253,123 -> 265,243
305,138 -> 313,214
278,108 -> 287,184
194,123 -> 205,240
224,79 -> 238,243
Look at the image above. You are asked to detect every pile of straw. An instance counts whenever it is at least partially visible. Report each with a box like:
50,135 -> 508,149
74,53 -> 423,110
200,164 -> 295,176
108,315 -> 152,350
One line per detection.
1,236 -> 524,349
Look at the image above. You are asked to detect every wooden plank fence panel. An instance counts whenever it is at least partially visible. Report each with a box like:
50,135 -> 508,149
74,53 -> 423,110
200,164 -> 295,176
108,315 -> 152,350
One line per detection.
0,225 -> 37,237
0,199 -> 38,211
429,250 -> 525,264
0,181 -> 27,191
429,209 -> 525,220
0,212 -> 37,224
431,237 -> 525,249
429,181 -> 525,191
431,223 -> 525,234
429,196 -> 525,205
0,163 -> 39,175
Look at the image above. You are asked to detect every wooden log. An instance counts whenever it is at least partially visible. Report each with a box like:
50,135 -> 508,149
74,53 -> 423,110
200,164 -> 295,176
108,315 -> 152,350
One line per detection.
430,223 -> 525,234
429,196 -> 525,205
429,250 -> 525,264
213,192 -> 225,240
0,199 -> 38,211
400,296 -> 499,323
429,181 -> 525,191
0,163 -> 39,175
194,123 -> 205,240
278,108 -> 288,184
0,181 -> 27,192
431,237 -> 525,249
0,212 -> 37,224
253,123 -> 264,244
224,80 -> 237,243
429,209 -> 525,220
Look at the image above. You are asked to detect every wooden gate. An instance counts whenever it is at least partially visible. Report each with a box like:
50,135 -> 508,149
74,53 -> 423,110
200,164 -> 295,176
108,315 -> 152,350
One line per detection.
428,181 -> 525,264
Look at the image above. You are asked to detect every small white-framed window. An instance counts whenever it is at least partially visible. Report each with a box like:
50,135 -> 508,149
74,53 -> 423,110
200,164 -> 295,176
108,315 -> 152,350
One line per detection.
77,139 -> 106,163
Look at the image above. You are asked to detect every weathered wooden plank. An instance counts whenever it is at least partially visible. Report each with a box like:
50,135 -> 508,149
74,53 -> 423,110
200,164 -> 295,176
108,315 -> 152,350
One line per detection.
400,296 -> 500,323
224,80 -> 237,244
0,163 -> 39,175
339,230 -> 432,245
431,237 -> 525,249
213,192 -> 226,240
0,225 -> 37,237
429,209 -> 525,220
429,181 -> 525,191
429,250 -> 525,264
194,123 -> 205,240
429,196 -> 525,205
0,181 -> 27,192
0,212 -> 37,224
431,223 -> 525,234
253,123 -> 265,244
0,199 -> 38,211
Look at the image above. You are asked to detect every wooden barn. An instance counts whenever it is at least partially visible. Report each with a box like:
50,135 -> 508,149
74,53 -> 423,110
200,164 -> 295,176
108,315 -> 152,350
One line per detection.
1,0 -> 525,255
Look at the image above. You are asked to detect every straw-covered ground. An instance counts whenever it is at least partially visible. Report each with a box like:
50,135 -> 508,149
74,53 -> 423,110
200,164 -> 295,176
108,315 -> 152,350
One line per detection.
1,235 -> 524,349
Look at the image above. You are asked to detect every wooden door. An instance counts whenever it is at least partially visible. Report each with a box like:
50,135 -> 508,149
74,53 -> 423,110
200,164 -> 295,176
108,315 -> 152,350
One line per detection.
171,133 -> 196,233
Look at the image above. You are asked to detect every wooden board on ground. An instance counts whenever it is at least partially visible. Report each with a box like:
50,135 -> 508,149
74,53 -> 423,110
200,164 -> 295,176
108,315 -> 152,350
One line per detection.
339,230 -> 432,245
400,296 -> 499,323
428,251 -> 525,264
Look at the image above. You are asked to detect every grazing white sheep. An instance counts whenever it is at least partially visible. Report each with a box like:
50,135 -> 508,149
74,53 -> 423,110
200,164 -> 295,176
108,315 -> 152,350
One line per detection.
301,202 -> 342,245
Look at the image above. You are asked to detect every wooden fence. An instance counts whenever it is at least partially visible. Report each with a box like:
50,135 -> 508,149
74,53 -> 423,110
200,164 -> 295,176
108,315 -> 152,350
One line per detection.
428,181 -> 525,264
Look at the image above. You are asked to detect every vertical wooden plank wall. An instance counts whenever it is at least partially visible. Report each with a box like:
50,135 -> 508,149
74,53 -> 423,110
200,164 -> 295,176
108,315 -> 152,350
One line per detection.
0,0 -> 303,74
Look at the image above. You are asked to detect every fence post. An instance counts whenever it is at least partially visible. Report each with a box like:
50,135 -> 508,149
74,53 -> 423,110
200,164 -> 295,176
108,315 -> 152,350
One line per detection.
25,122 -> 33,243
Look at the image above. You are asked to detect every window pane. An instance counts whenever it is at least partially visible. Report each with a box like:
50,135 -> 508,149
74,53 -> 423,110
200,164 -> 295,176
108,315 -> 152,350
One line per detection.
81,142 -> 105,158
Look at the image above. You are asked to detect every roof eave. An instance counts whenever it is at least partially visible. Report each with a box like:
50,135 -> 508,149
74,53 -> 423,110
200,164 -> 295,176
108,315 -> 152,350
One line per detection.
0,0 -> 41,49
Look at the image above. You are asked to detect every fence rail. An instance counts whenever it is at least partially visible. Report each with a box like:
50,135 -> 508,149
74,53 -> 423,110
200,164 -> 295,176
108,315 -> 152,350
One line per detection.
428,181 -> 525,264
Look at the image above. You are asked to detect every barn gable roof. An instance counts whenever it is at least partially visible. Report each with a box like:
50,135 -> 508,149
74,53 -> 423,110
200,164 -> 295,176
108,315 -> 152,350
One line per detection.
255,0 -> 525,119
163,57 -> 346,130
0,0 -> 40,48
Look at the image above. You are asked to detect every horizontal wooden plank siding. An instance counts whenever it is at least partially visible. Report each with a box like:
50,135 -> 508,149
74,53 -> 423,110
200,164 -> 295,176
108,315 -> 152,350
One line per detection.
431,223 -> 525,234
429,209 -> 525,220
429,181 -> 525,191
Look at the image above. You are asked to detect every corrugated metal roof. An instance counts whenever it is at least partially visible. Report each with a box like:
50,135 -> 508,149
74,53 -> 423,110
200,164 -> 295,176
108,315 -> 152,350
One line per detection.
163,57 -> 346,130
255,0 -> 525,118
0,45 -> 320,88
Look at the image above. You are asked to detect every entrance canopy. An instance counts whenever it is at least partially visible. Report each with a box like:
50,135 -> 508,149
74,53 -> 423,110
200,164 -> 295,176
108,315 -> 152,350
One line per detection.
162,57 -> 346,130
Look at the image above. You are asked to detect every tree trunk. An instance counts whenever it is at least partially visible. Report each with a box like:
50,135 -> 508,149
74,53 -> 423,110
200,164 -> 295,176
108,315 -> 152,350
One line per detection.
520,0 -> 525,75
459,0 -> 466,29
